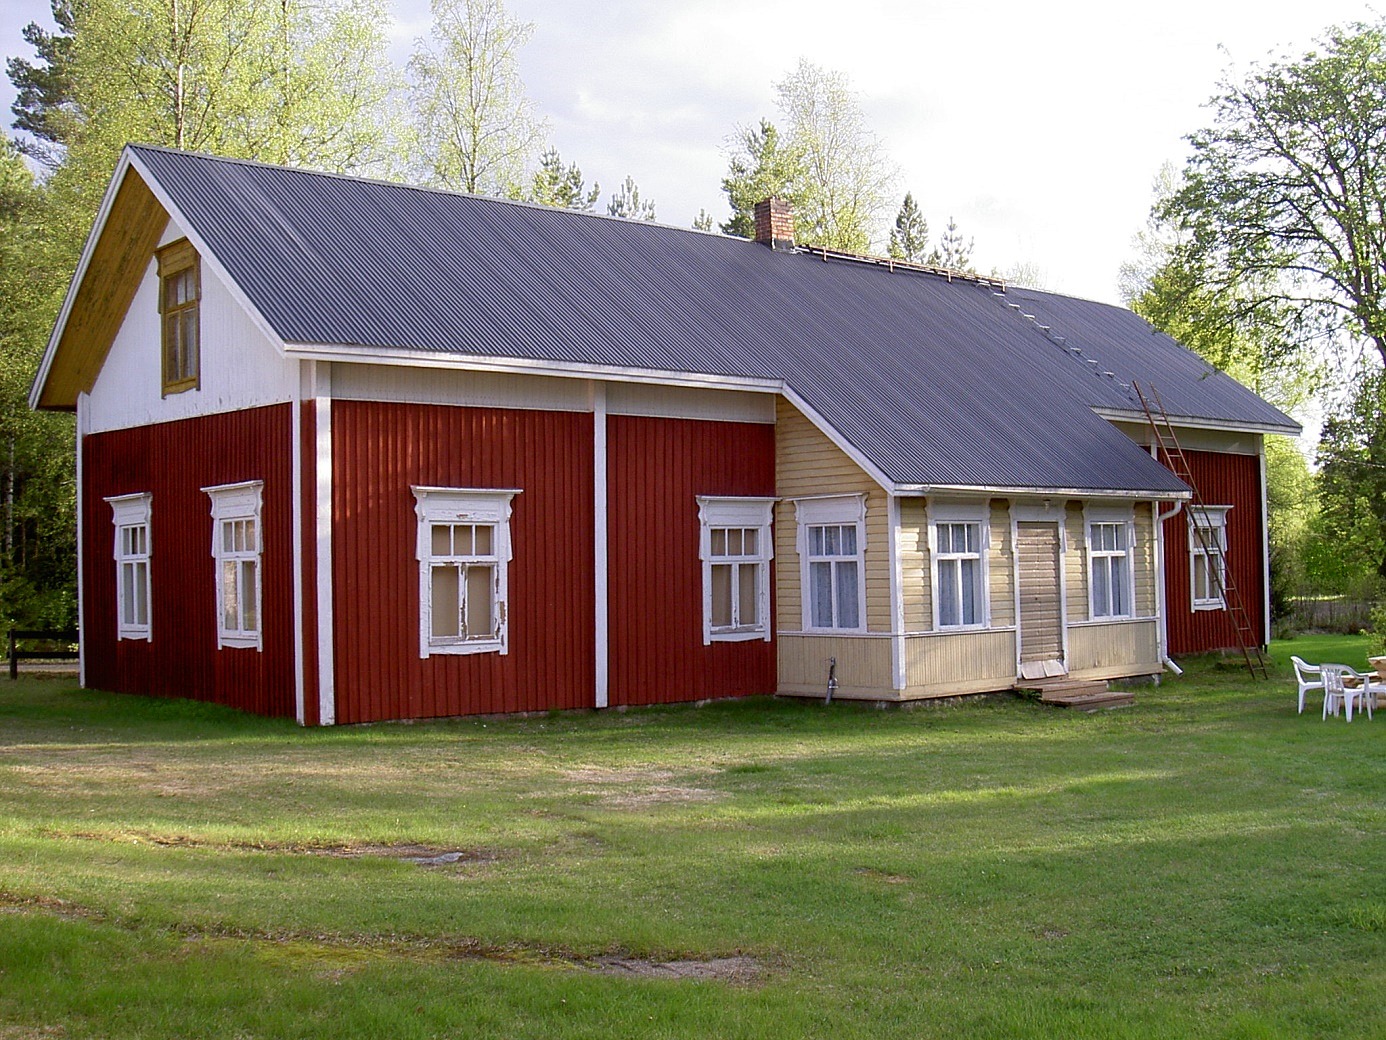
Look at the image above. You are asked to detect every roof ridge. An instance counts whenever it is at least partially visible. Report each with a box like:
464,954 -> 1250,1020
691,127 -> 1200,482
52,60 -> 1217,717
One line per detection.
126,143 -> 737,243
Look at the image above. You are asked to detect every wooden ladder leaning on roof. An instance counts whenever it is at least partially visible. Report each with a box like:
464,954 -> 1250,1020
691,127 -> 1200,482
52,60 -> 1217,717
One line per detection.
1133,381 -> 1270,680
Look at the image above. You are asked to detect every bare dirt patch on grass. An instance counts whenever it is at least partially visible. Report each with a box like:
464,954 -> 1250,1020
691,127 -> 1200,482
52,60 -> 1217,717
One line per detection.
588,955 -> 762,982
561,765 -> 723,808
47,830 -> 496,866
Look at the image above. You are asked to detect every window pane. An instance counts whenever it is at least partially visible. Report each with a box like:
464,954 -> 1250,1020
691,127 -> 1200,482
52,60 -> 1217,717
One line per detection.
244,519 -> 257,553
711,563 -> 732,627
431,565 -> 460,638
939,559 -> 959,626
133,561 -> 148,626
1094,557 -> 1111,616
465,564 -> 494,639
120,564 -> 135,626
836,561 -> 860,628
738,562 -> 759,627
810,561 -> 834,628
1193,555 -> 1208,601
431,525 -> 451,556
1112,557 -> 1129,615
809,526 -> 824,555
960,557 -> 979,625
839,524 -> 857,556
823,525 -> 840,555
240,561 -> 257,631
711,528 -> 726,557
474,525 -> 493,556
222,560 -> 239,630
743,529 -> 758,556
964,523 -> 979,554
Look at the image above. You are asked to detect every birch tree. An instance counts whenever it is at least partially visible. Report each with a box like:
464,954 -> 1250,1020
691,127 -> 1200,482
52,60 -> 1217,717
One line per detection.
407,0 -> 545,195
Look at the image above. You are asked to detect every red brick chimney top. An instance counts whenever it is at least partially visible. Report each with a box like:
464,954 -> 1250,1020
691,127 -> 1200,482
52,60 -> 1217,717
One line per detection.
753,198 -> 794,250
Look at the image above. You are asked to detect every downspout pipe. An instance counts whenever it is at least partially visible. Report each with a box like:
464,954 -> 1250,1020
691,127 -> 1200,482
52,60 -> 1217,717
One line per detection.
1157,499 -> 1185,676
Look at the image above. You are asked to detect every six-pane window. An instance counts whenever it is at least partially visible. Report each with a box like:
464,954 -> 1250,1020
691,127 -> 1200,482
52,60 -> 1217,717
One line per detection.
413,488 -> 517,657
203,481 -> 264,650
807,522 -> 861,630
1089,521 -> 1131,618
106,493 -> 152,641
1190,508 -> 1229,609
935,520 -> 984,627
698,497 -> 775,644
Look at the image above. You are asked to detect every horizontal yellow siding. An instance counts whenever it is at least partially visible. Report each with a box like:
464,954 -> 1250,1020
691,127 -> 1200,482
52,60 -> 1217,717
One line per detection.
1064,503 -> 1087,622
774,398 -> 890,633
1134,502 -> 1157,617
899,498 -> 929,630
988,500 -> 1016,628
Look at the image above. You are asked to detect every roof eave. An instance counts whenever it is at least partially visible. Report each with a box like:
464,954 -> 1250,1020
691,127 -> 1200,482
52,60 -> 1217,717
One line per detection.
1094,406 -> 1301,437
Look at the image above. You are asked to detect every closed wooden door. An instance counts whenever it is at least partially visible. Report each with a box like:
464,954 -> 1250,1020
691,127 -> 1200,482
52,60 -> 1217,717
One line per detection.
1016,521 -> 1065,674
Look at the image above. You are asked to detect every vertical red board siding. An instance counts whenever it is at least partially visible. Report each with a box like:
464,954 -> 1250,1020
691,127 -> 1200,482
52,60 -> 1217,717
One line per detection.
1163,449 -> 1266,654
607,415 -> 777,706
330,401 -> 595,723
82,404 -> 296,716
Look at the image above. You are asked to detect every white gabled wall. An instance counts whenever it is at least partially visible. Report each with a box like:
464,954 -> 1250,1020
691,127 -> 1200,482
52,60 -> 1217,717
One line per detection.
84,218 -> 297,434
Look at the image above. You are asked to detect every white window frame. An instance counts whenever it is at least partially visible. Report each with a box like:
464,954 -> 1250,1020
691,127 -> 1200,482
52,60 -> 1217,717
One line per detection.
697,496 -> 775,645
793,494 -> 867,633
106,493 -> 152,641
203,481 -> 264,651
928,500 -> 990,630
1085,505 -> 1136,620
412,487 -> 519,659
1189,505 -> 1231,611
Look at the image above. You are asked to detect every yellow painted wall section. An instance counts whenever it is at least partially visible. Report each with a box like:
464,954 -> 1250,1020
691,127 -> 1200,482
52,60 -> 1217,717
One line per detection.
1064,503 -> 1088,622
778,635 -> 894,697
1069,621 -> 1160,677
904,630 -> 1016,694
1133,502 -> 1157,617
899,498 -> 929,630
988,499 -> 1016,628
774,398 -> 891,632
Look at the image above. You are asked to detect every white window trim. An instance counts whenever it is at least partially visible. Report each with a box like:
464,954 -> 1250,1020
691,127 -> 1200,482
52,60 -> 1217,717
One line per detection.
1084,504 -> 1136,621
203,480 -> 264,651
106,492 -> 152,642
412,487 -> 519,659
1189,505 -> 1232,612
697,496 -> 775,645
793,494 -> 868,634
927,499 -> 991,631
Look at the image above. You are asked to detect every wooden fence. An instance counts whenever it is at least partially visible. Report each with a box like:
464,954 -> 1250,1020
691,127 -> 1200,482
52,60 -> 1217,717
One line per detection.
7,628 -> 79,679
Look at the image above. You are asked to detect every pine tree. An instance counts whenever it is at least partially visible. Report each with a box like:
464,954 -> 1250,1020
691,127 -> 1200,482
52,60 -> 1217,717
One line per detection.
719,119 -> 804,238
607,176 -> 656,221
530,147 -> 599,211
6,0 -> 79,169
928,217 -> 973,271
692,209 -> 715,232
887,192 -> 928,262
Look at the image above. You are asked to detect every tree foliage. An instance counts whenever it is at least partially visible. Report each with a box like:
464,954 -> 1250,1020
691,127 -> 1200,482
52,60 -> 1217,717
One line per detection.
6,0 -> 79,169
927,216 -> 973,271
692,208 -> 714,232
887,192 -> 928,263
530,147 -> 598,211
408,0 -> 545,195
719,119 -> 804,239
1164,19 -> 1386,366
1310,373 -> 1386,582
606,175 -> 655,221
772,59 -> 894,253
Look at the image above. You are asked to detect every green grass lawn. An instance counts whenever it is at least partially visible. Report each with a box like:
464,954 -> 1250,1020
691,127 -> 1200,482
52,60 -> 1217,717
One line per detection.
2,636 -> 1383,1039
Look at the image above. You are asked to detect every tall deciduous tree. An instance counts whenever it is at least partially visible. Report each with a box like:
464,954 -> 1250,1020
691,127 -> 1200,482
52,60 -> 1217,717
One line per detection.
1311,373 -> 1386,581
887,192 -> 928,262
773,59 -> 895,253
529,147 -> 598,211
719,119 -> 805,239
606,175 -> 655,221
408,0 -> 545,195
1164,19 -> 1386,366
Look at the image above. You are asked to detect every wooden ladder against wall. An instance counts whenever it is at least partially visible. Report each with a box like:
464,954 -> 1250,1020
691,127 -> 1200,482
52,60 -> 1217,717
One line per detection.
1133,382 -> 1270,680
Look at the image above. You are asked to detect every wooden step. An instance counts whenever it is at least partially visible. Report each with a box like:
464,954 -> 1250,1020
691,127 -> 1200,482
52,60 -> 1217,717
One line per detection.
1045,691 -> 1135,711
1015,676 -> 1135,711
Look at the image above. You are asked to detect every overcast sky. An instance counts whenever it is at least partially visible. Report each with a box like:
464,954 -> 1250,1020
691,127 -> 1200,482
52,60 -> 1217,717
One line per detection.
1,0 -> 1380,307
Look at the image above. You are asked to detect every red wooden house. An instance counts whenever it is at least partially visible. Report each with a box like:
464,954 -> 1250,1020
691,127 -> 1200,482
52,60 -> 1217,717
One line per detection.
30,148 -> 1298,723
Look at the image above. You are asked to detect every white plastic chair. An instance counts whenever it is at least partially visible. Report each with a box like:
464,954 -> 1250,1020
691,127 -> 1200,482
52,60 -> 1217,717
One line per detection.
1321,664 -> 1374,722
1291,655 -> 1323,714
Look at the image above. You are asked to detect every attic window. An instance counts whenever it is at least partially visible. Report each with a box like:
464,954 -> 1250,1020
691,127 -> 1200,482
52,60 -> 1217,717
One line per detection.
157,239 -> 200,396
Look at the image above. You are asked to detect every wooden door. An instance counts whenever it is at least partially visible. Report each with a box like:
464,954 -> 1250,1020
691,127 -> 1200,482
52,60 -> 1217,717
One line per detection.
1016,521 -> 1065,678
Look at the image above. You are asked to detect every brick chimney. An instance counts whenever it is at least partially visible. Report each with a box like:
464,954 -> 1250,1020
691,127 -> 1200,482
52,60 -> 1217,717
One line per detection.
753,198 -> 794,251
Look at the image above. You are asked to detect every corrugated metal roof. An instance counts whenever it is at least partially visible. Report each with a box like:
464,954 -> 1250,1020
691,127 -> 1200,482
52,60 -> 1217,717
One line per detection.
991,285 -> 1299,431
126,145 -> 1258,495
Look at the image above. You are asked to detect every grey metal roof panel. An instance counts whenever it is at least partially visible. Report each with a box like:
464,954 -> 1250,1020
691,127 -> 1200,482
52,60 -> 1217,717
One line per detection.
130,146 -> 1196,494
993,285 -> 1300,432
